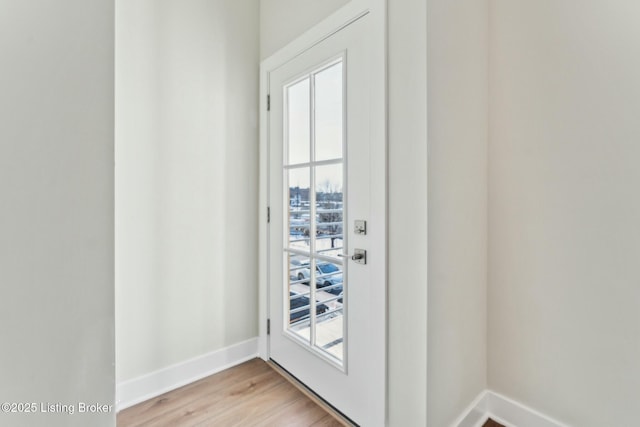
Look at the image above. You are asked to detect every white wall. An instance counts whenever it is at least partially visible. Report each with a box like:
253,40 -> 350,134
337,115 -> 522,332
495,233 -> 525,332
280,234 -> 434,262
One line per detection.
388,0 -> 428,425
489,1 -> 640,425
259,0 -> 350,59
116,0 -> 259,384
427,0 -> 489,425
0,1 -> 115,426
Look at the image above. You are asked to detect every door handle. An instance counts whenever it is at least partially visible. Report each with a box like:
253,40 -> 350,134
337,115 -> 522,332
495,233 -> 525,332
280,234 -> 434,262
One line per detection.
338,249 -> 366,264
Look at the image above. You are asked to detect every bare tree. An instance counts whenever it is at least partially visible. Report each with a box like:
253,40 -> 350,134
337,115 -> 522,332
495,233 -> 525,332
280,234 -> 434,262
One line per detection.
317,181 -> 343,248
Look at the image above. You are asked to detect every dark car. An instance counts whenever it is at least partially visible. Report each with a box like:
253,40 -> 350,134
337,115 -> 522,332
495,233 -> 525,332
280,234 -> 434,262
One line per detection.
290,292 -> 329,323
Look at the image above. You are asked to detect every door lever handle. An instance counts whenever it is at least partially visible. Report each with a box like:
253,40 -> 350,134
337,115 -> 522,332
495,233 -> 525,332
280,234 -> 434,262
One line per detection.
338,253 -> 362,260
338,249 -> 366,264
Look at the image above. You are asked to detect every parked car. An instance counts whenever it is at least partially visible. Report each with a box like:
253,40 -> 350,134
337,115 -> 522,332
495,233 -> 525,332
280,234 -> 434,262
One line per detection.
289,292 -> 329,323
289,258 -> 309,281
297,262 -> 343,296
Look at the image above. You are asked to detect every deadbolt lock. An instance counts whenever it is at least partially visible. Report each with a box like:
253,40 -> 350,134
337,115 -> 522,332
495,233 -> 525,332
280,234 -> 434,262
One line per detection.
354,220 -> 367,235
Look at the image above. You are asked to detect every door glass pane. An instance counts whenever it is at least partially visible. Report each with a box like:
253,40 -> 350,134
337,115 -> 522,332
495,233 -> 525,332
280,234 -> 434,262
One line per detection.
287,168 -> 311,250
314,63 -> 344,162
287,78 -> 310,165
282,58 -> 346,366
314,260 -> 344,360
314,164 -> 344,362
315,164 -> 344,260
287,253 -> 311,343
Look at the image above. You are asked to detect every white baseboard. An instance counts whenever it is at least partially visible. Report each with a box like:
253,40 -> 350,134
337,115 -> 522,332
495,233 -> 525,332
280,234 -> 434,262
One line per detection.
451,390 -> 490,427
116,337 -> 259,412
453,390 -> 570,427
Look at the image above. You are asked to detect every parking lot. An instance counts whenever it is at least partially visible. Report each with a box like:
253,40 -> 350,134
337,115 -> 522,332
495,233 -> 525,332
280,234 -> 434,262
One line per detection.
286,200 -> 345,361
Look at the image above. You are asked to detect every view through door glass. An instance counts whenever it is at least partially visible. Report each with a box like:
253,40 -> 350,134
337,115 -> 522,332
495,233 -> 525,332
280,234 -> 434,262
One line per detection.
284,59 -> 346,364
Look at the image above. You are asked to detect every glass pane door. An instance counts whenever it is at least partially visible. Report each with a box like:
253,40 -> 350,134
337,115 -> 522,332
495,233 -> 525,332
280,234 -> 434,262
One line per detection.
283,59 -> 346,365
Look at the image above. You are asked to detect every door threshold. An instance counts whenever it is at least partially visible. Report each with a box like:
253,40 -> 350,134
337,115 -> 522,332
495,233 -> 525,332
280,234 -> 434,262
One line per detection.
267,359 -> 358,426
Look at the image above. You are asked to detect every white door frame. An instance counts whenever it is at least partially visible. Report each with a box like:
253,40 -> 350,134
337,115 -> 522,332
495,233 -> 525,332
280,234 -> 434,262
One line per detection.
258,0 -> 387,423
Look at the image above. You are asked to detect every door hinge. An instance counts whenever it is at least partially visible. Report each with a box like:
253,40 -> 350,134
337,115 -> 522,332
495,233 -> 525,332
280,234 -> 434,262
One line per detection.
267,94 -> 271,111
267,319 -> 271,335
267,206 -> 271,223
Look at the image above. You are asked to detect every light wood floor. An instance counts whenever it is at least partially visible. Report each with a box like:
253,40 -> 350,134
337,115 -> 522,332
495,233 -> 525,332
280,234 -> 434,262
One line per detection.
117,358 -> 347,427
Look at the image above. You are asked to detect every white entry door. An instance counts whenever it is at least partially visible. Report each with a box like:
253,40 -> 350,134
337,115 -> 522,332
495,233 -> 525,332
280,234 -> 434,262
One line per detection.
266,12 -> 385,426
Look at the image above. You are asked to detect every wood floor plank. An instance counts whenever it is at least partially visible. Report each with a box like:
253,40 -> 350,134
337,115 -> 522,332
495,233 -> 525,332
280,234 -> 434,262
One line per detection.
250,394 -> 337,427
117,358 -> 348,427
265,361 -> 353,426
483,419 -> 506,427
139,369 -> 286,426
192,381 -> 306,426
309,415 -> 346,427
117,359 -> 269,426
